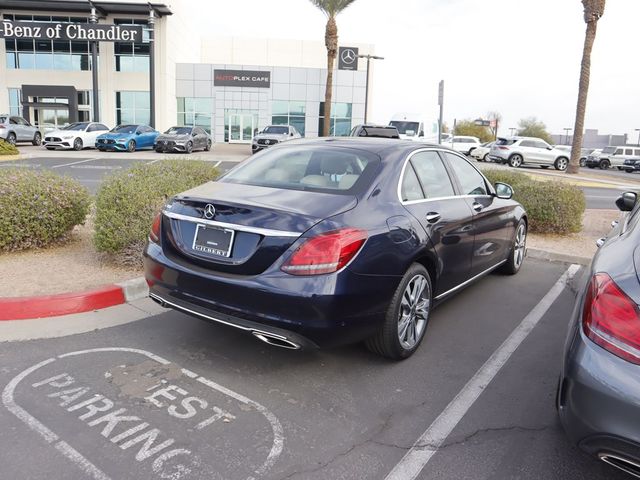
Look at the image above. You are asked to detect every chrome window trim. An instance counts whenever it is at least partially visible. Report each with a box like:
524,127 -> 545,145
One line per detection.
434,260 -> 507,300
397,147 -> 493,206
164,211 -> 302,238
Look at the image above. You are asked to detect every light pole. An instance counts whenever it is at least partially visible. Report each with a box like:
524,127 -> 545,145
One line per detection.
509,127 -> 516,136
148,6 -> 156,128
88,2 -> 99,122
357,54 -> 384,124
563,127 -> 572,145
636,128 -> 640,146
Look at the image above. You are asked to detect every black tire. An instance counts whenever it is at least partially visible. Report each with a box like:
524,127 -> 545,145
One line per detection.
73,137 -> 83,151
32,131 -> 42,146
617,166 -> 623,171
483,153 -> 491,162
508,154 -> 523,168
155,148 -> 163,153
6,132 -> 16,145
185,141 -> 193,154
554,157 -> 569,171
204,140 -> 212,152
626,169 -> 635,173
365,263 -> 432,360
500,219 -> 527,275
587,165 -> 595,169
127,140 -> 136,153
541,166 -> 549,169
599,159 -> 610,170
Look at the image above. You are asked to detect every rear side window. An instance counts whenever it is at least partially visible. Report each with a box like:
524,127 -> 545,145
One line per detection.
496,138 -> 517,146
221,145 -> 379,194
410,151 -> 455,198
443,152 -> 488,196
400,165 -> 424,202
625,149 -> 634,155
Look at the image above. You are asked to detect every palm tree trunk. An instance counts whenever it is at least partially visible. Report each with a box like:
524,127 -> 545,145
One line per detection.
568,20 -> 598,174
322,16 -> 338,137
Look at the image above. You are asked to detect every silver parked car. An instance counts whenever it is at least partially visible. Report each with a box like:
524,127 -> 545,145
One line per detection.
252,125 -> 301,154
558,191 -> 640,478
154,126 -> 212,153
0,114 -> 42,146
489,136 -> 570,171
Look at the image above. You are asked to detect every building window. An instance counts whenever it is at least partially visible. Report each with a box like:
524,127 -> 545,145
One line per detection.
116,91 -> 150,125
8,89 -> 22,116
272,101 -> 306,137
114,19 -> 149,73
177,98 -> 213,134
77,91 -> 93,122
318,102 -> 352,136
3,14 -> 93,71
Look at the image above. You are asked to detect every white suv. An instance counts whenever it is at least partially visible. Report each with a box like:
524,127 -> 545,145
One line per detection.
489,136 -> 570,171
444,136 -> 481,155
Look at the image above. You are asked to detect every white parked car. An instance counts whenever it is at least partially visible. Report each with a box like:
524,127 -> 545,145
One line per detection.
470,141 -> 495,162
489,136 -> 570,171
252,125 -> 301,154
444,136 -> 481,155
43,122 -> 110,151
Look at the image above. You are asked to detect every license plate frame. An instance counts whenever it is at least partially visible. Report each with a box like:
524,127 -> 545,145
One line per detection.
192,224 -> 235,258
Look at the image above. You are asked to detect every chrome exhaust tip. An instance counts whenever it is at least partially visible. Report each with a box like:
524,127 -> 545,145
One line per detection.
599,453 -> 640,478
252,331 -> 301,350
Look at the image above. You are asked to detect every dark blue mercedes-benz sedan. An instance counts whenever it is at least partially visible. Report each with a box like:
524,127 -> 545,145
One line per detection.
144,138 -> 527,359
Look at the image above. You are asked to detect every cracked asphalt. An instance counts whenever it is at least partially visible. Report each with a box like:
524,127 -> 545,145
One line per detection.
0,258 -> 629,479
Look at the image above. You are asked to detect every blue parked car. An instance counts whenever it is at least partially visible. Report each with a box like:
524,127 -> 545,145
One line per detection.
96,124 -> 159,152
144,138 -> 527,359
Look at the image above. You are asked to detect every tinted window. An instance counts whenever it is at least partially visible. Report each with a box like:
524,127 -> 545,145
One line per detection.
410,151 -> 455,198
444,152 -> 488,196
401,165 -> 424,202
534,141 -> 550,149
9,117 -> 19,125
263,126 -> 289,135
496,138 -> 517,146
615,149 -> 624,155
165,127 -> 192,135
221,146 -> 379,194
520,140 -> 535,147
0,116 -> 6,124
625,149 -> 634,155
602,147 -> 616,154
97,124 -> 108,131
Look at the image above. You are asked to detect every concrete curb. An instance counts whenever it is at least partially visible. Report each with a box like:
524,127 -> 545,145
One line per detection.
527,248 -> 591,266
0,276 -> 149,321
0,154 -> 24,162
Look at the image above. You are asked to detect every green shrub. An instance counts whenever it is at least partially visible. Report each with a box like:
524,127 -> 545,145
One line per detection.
0,139 -> 19,156
94,160 -> 219,263
483,170 -> 585,234
0,169 -> 90,251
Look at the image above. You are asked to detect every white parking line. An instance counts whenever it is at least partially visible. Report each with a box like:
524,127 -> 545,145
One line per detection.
384,263 -> 581,480
52,157 -> 100,169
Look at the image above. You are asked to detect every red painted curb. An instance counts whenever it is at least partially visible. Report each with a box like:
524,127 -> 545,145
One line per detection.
0,285 -> 126,321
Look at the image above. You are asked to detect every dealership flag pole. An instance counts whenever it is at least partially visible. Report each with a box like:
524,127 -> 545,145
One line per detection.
89,6 -> 100,122
148,7 -> 155,128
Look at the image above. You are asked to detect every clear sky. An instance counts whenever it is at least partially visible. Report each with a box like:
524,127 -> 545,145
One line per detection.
193,0 -> 640,139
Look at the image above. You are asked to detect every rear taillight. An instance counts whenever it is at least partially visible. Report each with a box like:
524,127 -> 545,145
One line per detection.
582,273 -> 640,365
149,213 -> 162,244
281,228 -> 367,275
497,146 -> 509,150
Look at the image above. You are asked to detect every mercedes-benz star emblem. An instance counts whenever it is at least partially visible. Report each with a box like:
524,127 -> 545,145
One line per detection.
341,48 -> 356,65
265,139 -> 271,145
203,204 -> 216,219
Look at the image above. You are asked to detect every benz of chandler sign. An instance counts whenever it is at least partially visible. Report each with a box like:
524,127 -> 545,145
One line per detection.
0,20 -> 143,42
214,69 -> 271,88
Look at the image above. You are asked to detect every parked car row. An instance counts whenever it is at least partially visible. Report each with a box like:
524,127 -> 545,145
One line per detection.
0,114 -> 213,153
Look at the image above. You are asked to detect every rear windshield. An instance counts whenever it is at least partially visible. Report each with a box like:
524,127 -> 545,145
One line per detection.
221,145 -> 380,194
0,116 -> 7,124
357,126 -> 400,138
389,121 -> 419,136
496,138 -> 517,146
262,126 -> 289,135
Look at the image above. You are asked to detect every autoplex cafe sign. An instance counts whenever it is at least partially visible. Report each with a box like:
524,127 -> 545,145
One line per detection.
0,20 -> 144,42
214,69 -> 271,88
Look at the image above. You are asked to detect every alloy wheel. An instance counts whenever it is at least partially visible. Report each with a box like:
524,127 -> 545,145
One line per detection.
556,158 -> 568,171
514,223 -> 527,269
509,155 -> 522,168
397,274 -> 430,350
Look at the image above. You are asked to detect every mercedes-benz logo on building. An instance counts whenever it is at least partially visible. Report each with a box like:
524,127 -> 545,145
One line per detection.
203,204 -> 216,219
341,48 -> 356,65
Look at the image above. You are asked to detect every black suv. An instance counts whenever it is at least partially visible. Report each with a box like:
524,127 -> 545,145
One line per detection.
350,124 -> 400,139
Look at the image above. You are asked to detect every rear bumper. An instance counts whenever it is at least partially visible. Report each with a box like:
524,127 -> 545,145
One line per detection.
143,241 -> 399,348
558,328 -> 640,464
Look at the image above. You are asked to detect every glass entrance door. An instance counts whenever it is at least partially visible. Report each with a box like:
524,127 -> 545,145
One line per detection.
34,108 -> 69,132
229,113 -> 255,144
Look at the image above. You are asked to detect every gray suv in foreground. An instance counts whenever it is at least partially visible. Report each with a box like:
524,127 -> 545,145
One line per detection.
0,114 -> 42,145
251,125 -> 301,154
558,191 -> 640,478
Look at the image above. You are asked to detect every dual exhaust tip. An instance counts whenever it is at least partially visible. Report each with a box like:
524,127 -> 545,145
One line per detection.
251,331 -> 301,350
599,453 -> 640,478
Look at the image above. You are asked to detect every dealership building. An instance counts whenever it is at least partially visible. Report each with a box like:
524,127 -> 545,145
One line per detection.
0,0 -> 375,143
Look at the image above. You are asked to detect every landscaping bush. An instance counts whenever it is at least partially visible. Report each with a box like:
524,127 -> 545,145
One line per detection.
94,160 -> 219,265
0,139 -> 19,156
483,170 -> 585,234
0,169 -> 90,251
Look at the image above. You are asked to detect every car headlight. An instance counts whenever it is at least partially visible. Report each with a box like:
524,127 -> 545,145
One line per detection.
116,138 -> 127,143
61,135 -> 74,139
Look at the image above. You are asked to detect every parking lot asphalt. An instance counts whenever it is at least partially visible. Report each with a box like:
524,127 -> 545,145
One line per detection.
0,258 -> 628,479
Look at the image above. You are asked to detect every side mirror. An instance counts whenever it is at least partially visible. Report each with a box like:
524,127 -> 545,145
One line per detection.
419,131 -> 424,137
547,146 -> 553,150
136,131 -> 141,135
290,132 -> 294,136
616,192 -> 637,212
494,182 -> 513,200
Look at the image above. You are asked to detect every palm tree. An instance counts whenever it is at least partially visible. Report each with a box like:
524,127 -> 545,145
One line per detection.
568,0 -> 606,174
310,0 -> 356,136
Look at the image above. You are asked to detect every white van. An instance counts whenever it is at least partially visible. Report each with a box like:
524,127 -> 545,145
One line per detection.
389,113 -> 439,143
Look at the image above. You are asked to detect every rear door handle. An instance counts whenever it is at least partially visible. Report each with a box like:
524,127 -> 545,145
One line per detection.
472,202 -> 484,212
426,212 -> 441,223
